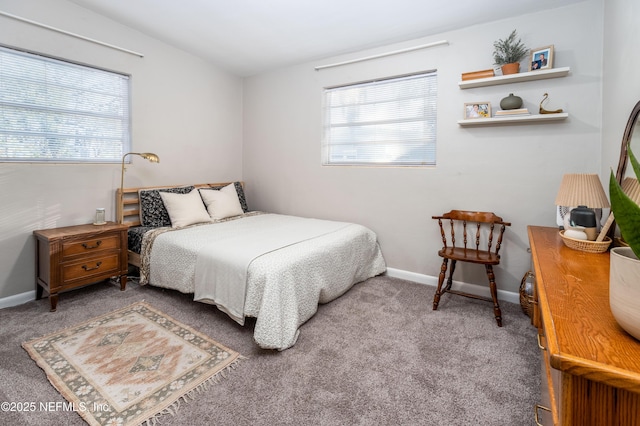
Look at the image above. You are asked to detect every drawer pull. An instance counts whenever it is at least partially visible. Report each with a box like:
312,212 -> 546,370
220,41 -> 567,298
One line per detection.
81,261 -> 102,271
82,241 -> 102,249
534,404 -> 551,425
537,333 -> 546,350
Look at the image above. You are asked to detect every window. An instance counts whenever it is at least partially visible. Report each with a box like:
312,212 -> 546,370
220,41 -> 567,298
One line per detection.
0,46 -> 130,163
322,71 -> 437,167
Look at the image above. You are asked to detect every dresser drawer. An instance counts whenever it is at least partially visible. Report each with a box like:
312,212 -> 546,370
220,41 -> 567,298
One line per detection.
62,234 -> 120,259
60,253 -> 120,286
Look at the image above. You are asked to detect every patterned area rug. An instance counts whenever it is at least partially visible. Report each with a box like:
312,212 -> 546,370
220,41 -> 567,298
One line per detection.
22,301 -> 242,426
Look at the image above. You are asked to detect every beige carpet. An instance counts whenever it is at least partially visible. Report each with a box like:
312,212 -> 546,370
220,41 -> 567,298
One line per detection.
22,301 -> 242,426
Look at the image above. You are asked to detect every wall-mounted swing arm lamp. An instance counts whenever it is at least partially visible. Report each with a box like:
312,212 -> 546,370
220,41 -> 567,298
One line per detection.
119,152 -> 160,224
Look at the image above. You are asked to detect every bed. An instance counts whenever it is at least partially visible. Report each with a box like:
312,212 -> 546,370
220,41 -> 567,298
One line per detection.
116,182 -> 386,350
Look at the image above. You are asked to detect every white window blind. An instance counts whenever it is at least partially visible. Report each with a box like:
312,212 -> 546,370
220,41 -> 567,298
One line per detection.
0,46 -> 130,162
322,71 -> 437,166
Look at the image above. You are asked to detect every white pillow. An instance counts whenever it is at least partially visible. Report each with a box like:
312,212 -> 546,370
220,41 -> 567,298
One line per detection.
199,183 -> 244,220
159,189 -> 211,228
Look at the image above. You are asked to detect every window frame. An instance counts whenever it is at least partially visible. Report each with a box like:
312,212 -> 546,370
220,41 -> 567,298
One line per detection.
321,70 -> 437,168
0,45 -> 132,164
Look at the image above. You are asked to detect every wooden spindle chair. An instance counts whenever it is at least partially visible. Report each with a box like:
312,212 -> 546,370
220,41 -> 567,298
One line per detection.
432,210 -> 511,326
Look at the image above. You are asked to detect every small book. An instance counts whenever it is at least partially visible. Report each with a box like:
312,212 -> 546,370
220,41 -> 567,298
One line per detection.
461,69 -> 495,81
495,108 -> 530,115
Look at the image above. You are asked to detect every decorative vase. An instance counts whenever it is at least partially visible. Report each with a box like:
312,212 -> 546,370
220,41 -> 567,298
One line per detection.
500,93 -> 523,110
500,63 -> 520,75
609,247 -> 640,341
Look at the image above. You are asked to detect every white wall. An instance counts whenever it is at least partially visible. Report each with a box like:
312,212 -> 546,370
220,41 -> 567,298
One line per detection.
1,0 -> 621,304
0,0 -> 243,300
243,0 -> 605,296
602,0 -> 640,180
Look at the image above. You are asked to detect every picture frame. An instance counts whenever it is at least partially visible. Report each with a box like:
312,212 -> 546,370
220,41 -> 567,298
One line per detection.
464,102 -> 491,119
529,45 -> 554,71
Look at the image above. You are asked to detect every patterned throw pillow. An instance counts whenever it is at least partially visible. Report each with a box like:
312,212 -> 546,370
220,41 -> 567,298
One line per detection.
139,186 -> 195,227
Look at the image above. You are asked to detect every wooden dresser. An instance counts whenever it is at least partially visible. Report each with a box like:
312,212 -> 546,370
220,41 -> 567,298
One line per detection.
34,222 -> 129,311
528,226 -> 640,426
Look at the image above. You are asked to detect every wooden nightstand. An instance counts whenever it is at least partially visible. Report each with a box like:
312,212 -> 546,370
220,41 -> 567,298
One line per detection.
33,222 -> 129,311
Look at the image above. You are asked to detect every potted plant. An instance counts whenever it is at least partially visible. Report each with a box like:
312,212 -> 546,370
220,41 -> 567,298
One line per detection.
609,143 -> 640,340
492,30 -> 528,75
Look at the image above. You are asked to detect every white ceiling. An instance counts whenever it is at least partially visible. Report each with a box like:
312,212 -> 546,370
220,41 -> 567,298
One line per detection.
69,0 -> 585,76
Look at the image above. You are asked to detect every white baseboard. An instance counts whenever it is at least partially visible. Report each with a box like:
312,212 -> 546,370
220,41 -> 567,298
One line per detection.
0,290 -> 36,309
384,267 -> 520,305
1,269 -> 519,309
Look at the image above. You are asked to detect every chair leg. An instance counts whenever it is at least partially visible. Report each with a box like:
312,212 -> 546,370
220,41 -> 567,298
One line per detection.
485,265 -> 502,327
445,260 -> 457,292
433,258 -> 448,310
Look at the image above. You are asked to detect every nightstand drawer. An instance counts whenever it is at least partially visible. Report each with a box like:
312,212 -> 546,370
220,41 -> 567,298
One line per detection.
62,234 -> 120,258
61,253 -> 120,284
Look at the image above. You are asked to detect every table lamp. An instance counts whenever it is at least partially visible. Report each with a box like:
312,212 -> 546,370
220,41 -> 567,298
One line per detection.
555,174 -> 610,240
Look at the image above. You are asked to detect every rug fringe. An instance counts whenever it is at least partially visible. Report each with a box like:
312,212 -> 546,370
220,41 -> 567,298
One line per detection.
143,357 -> 244,425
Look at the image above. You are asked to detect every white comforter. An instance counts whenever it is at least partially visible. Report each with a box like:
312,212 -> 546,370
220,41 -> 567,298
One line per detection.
139,213 -> 386,350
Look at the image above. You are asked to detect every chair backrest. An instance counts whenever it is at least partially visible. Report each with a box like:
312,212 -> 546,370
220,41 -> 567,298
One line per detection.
432,210 -> 511,255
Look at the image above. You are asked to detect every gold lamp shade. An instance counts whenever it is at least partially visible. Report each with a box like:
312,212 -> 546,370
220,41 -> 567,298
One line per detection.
134,152 -> 160,163
555,174 -> 610,208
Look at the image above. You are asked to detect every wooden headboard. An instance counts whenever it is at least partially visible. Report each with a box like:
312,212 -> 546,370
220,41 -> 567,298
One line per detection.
116,182 -> 241,227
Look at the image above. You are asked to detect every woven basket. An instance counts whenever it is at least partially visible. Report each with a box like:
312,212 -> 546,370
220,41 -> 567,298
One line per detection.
559,230 -> 612,253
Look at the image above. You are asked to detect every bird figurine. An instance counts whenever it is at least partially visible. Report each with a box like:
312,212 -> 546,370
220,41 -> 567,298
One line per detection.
539,93 -> 563,114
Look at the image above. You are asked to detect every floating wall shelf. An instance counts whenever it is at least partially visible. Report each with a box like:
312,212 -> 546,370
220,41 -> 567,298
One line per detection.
457,113 -> 568,127
458,67 -> 571,89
